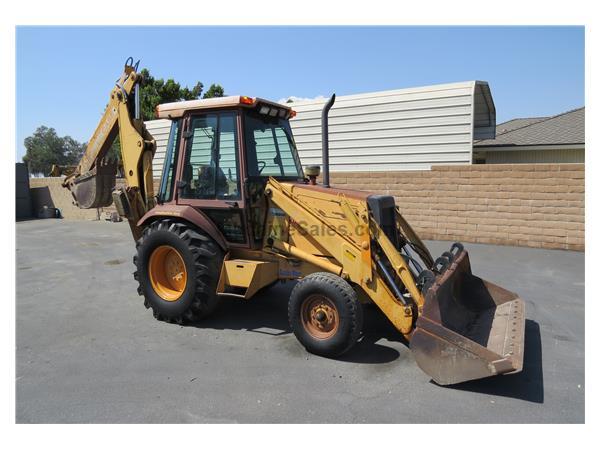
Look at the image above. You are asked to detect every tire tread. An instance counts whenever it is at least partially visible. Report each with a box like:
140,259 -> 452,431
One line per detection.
133,219 -> 223,323
288,272 -> 363,357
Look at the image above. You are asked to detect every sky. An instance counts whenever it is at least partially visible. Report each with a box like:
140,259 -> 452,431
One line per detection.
16,26 -> 584,160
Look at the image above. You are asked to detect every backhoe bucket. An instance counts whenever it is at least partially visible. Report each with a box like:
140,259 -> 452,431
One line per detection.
410,248 -> 525,385
68,159 -> 117,209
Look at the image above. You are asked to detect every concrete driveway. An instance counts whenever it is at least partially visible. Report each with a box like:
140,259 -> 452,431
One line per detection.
15,220 -> 584,423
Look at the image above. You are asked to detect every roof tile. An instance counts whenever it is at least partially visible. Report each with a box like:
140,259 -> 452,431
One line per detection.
475,107 -> 584,147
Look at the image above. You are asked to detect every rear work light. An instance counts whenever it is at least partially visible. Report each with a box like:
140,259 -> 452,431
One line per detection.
255,102 -> 295,120
240,96 -> 255,105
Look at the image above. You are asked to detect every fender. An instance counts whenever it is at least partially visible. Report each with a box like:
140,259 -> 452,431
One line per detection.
137,204 -> 228,251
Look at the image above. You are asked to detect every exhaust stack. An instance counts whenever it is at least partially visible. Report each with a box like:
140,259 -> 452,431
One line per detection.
321,94 -> 336,188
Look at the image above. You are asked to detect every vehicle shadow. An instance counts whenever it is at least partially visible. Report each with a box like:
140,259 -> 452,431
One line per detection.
188,282 -> 294,336
437,319 -> 544,403
339,303 -> 404,364
187,285 -> 543,393
188,282 -> 403,364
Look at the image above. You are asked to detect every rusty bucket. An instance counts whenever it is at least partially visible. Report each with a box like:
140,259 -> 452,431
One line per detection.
67,159 -> 117,209
410,245 -> 525,385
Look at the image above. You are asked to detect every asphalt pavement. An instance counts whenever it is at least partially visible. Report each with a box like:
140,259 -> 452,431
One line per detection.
15,219 -> 585,423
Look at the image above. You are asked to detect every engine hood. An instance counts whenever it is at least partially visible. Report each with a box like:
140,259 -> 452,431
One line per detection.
286,181 -> 371,201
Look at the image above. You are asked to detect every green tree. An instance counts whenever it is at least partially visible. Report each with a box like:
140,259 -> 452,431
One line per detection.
203,84 -> 225,99
22,126 -> 85,176
139,68 -> 206,120
108,137 -> 121,164
107,69 -> 225,163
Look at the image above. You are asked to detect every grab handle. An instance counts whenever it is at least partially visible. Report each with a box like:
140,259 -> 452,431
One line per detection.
434,256 -> 451,274
451,242 -> 464,257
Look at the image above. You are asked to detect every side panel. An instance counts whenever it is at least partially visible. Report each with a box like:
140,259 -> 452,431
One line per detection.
217,259 -> 279,299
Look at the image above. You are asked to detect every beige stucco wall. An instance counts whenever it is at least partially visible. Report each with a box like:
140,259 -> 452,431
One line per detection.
329,163 -> 584,251
28,163 -> 584,251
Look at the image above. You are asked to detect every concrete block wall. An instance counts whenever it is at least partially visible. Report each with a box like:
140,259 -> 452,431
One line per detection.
27,164 -> 584,251
329,163 -> 584,251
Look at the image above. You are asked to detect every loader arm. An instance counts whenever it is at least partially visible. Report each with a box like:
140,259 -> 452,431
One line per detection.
264,177 -> 418,336
63,58 -> 156,240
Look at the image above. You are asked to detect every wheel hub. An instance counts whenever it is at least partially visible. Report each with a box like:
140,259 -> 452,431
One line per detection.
148,245 -> 187,302
315,310 -> 327,322
301,295 -> 339,339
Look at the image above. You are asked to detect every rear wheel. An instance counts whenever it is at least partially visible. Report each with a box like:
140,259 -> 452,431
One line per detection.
288,272 -> 363,357
133,219 -> 223,324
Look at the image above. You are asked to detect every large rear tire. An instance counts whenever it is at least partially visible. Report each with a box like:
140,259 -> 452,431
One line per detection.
133,219 -> 223,324
288,272 -> 363,357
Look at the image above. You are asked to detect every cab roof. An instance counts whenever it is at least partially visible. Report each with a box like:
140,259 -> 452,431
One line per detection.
156,95 -> 292,119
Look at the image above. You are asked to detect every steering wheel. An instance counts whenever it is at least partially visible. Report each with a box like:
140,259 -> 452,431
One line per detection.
257,161 -> 267,174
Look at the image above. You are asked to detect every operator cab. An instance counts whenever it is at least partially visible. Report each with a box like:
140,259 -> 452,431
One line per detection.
155,96 -> 304,249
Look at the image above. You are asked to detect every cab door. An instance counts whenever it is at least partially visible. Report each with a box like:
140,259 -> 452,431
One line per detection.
176,110 -> 249,247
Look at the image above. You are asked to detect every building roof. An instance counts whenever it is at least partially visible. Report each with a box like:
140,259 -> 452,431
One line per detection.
475,107 -> 584,148
494,117 -> 546,134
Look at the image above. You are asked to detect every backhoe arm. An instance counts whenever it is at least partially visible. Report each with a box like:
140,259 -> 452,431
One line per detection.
63,58 -> 156,240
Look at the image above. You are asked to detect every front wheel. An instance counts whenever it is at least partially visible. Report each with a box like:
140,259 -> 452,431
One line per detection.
288,272 -> 363,357
133,219 -> 223,324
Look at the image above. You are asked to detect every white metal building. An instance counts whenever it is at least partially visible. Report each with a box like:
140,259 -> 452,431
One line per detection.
146,80 -> 496,177
144,119 -> 172,179
289,81 -> 496,171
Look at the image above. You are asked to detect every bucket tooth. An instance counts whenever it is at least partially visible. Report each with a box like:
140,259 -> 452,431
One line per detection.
410,249 -> 525,385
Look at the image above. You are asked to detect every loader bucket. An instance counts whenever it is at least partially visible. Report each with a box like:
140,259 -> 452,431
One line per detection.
68,159 -> 117,209
410,247 -> 525,385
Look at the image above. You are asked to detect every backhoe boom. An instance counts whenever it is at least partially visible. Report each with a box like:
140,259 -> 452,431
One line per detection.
63,58 -> 156,240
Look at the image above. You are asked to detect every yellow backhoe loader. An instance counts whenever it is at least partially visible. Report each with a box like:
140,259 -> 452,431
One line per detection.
61,58 -> 525,385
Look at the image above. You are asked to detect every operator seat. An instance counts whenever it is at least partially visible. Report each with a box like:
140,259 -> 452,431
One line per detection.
196,165 -> 228,198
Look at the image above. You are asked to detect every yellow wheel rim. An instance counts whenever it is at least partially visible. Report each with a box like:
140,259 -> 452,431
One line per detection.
148,245 -> 187,302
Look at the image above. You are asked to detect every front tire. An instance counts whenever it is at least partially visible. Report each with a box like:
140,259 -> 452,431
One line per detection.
133,219 -> 223,324
288,272 -> 363,357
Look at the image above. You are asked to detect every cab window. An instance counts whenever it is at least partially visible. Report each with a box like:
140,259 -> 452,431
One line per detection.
244,111 -> 303,178
158,119 -> 180,202
181,112 -> 240,200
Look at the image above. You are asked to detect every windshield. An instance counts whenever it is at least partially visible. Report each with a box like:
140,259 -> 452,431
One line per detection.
244,110 -> 304,179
